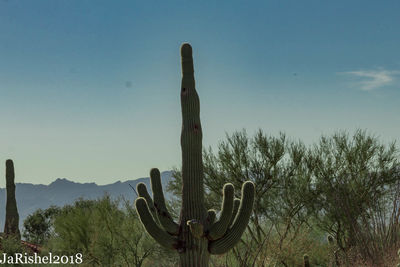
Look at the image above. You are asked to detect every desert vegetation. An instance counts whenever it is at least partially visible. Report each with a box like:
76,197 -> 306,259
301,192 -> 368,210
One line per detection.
1,44 -> 399,266
0,128 -> 399,266
0,128 -> 396,266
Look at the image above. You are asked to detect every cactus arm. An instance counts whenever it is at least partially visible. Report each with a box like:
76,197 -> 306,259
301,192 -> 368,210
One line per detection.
207,183 -> 234,240
136,182 -> 159,223
229,198 -> 241,227
149,168 -> 179,235
187,220 -> 204,238
208,181 -> 255,255
135,197 -> 178,249
206,209 -> 217,225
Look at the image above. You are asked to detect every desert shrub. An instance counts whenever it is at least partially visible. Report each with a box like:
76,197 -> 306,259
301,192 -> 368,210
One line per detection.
0,235 -> 25,255
0,235 -> 34,267
308,130 -> 399,265
46,195 -> 177,267
168,129 -> 400,266
168,130 -> 314,264
23,206 -> 61,245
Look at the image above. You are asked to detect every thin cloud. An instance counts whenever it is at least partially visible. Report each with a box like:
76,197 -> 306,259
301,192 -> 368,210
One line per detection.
342,69 -> 400,91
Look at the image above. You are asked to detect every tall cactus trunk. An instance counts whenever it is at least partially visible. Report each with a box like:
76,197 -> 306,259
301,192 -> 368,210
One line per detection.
178,44 -> 209,266
4,159 -> 21,239
135,44 -> 255,267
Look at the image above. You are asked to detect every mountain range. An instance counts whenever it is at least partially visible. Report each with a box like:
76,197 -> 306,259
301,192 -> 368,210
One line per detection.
0,171 -> 174,230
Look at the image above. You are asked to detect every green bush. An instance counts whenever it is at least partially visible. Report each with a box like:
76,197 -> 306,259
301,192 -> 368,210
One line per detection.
23,206 -> 60,245
46,195 -> 177,267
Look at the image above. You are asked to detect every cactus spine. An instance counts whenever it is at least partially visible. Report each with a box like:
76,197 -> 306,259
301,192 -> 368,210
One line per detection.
4,159 -> 20,239
135,43 -> 255,266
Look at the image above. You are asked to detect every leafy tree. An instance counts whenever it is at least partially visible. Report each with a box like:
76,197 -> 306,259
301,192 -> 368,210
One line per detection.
46,196 -> 173,267
23,206 -> 60,245
308,130 -> 399,264
168,129 -> 314,265
168,129 -> 400,265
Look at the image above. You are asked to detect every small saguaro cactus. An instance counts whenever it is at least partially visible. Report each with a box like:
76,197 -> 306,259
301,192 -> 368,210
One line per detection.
303,254 -> 310,267
135,43 -> 255,266
4,159 -> 21,239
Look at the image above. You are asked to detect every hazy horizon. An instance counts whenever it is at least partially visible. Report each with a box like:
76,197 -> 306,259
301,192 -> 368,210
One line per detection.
0,170 -> 174,188
1,1 -> 399,187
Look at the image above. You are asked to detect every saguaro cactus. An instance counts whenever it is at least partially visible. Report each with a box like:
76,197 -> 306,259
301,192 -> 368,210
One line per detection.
303,254 -> 310,267
135,43 -> 255,266
4,159 -> 21,239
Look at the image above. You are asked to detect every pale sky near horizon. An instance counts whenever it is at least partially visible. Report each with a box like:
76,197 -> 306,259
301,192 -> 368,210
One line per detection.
0,1 -> 399,187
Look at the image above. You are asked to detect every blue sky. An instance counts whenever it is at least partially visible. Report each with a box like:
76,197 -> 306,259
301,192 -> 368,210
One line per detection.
0,1 -> 399,186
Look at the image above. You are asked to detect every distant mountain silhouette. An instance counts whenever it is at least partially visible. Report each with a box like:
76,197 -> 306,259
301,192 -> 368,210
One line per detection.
0,171 -> 173,230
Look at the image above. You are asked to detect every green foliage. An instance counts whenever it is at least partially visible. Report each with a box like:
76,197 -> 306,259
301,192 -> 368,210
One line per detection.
46,196 -> 174,267
168,129 -> 400,266
206,224 -> 330,267
170,130 -> 311,223
13,128 -> 398,266
23,206 -> 60,245
0,235 -> 31,267
308,130 -> 399,264
168,129 -> 312,264
0,235 -> 25,255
